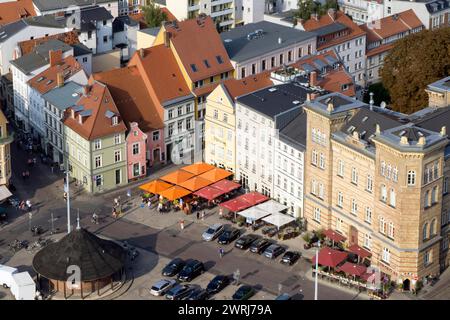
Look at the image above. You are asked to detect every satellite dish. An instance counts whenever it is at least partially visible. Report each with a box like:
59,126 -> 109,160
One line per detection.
380,101 -> 386,109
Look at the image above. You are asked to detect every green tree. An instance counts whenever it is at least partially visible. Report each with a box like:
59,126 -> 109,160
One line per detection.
381,28 -> 450,114
296,0 -> 320,20
142,0 -> 167,28
363,83 -> 391,106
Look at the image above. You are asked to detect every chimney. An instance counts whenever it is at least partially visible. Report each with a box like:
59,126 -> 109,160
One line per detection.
328,8 -> 336,21
49,49 -> 62,67
139,48 -> 144,58
164,31 -> 171,48
310,71 -> 317,87
83,85 -> 90,96
56,72 -> 64,88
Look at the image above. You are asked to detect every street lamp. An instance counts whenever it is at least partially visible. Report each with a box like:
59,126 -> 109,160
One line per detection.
314,241 -> 320,300
65,162 -> 71,234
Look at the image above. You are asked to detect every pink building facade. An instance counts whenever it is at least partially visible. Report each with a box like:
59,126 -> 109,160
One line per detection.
126,122 -> 148,181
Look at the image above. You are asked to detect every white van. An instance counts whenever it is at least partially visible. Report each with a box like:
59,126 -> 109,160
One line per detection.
0,265 -> 18,288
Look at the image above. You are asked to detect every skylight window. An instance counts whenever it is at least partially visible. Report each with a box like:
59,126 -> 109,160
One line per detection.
190,64 -> 198,72
399,130 -> 406,136
46,80 -> 53,85
268,88 -> 277,92
362,116 -> 368,122
37,77 -> 45,82
216,55 -> 224,64
203,60 -> 210,68
347,126 -> 355,133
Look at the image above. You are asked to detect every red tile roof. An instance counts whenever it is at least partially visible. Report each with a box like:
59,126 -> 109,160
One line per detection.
28,56 -> 84,94
360,9 -> 424,45
92,66 -> 164,132
63,82 -> 127,140
302,10 -> 366,51
222,71 -> 273,100
163,16 -> 234,82
18,31 -> 80,56
0,0 -> 36,26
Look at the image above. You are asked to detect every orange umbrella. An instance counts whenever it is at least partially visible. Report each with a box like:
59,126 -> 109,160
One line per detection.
159,186 -> 191,201
179,176 -> 213,191
182,162 -> 216,175
160,170 -> 195,185
198,168 -> 233,183
139,180 -> 173,194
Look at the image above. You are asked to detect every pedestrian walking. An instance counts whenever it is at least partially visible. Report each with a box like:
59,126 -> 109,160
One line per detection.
219,207 -> 223,219
196,211 -> 200,220
180,219 -> 185,230
219,247 -> 224,258
147,200 -> 151,209
26,200 -> 32,212
201,210 -> 205,221
126,189 -> 132,203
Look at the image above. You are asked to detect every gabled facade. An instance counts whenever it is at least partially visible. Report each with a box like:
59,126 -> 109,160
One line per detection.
126,121 -> 147,181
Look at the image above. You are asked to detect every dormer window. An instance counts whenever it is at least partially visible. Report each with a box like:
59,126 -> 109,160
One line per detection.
112,116 -> 118,126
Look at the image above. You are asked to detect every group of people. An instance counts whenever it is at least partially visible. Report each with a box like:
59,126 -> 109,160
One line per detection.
18,200 -> 32,212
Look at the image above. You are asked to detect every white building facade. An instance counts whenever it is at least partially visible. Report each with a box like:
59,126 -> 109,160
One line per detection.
338,0 -> 385,25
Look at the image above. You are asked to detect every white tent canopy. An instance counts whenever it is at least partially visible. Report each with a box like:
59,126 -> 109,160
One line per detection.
255,199 -> 288,214
238,207 -> 271,222
262,212 -> 296,228
0,185 -> 12,202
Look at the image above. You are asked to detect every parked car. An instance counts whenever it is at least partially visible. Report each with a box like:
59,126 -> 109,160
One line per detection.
249,238 -> 272,254
177,259 -> 204,282
165,284 -> 195,300
263,244 -> 286,259
162,258 -> 185,277
206,275 -> 230,295
150,279 -> 177,296
202,223 -> 224,241
275,293 -> 292,300
217,227 -> 240,245
234,234 -> 259,250
232,285 -> 255,300
280,251 -> 301,266
184,288 -> 209,300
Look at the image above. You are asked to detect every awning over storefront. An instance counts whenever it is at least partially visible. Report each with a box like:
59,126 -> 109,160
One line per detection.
210,179 -> 240,193
179,176 -> 212,191
220,198 -> 252,212
254,199 -> 288,214
239,191 -> 268,206
159,186 -> 191,201
0,185 -> 12,202
182,162 -> 216,175
311,247 -> 348,268
348,244 -> 372,259
337,262 -> 367,277
193,186 -> 226,201
139,180 -> 173,194
238,207 -> 271,222
323,229 -> 347,243
262,212 -> 295,228
160,170 -> 195,185
198,168 -> 233,183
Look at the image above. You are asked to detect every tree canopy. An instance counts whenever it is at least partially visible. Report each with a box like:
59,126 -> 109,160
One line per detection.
142,0 -> 167,28
295,0 -> 338,21
381,27 -> 450,114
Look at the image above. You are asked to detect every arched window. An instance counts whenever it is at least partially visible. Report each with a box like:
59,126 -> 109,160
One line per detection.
389,189 -> 396,207
430,219 -> 436,236
431,186 -> 438,204
407,170 -> 416,186
423,223 -> 428,240
380,184 -> 387,202
318,183 -> 324,199
381,161 -> 386,176
424,190 -> 430,207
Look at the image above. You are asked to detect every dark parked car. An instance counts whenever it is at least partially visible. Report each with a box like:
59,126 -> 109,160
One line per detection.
263,244 -> 286,259
280,251 -> 301,265
177,259 -> 204,282
232,285 -> 255,300
184,288 -> 209,300
217,227 -> 240,245
162,258 -> 185,277
206,275 -> 230,295
235,234 -> 259,250
249,238 -> 272,254
165,284 -> 195,300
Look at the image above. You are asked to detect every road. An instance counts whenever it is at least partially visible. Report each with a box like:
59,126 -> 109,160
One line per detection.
0,136 -> 363,300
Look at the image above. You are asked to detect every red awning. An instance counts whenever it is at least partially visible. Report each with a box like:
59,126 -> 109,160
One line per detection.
210,180 -> 241,193
238,191 -> 269,206
323,229 -> 347,243
348,244 -> 372,259
220,198 -> 252,212
336,262 -> 367,277
311,247 -> 348,268
193,186 -> 226,201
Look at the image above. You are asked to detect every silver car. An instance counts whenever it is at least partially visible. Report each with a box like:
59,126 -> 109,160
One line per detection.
150,279 -> 177,296
202,223 -> 224,241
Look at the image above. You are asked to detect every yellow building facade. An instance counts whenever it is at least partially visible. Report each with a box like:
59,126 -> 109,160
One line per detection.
0,109 -> 13,186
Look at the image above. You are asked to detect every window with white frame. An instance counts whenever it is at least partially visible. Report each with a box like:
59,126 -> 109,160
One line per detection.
366,174 -> 373,192
423,223 -> 428,240
338,160 -> 344,177
312,150 -> 318,165
311,180 -> 317,195
425,190 -> 430,207
365,207 -> 372,224
379,216 -> 386,234
407,170 -> 416,186
319,153 -> 325,169
381,161 -> 386,176
380,184 -> 387,202
94,139 -> 101,150
382,247 -> 390,264
389,189 -> 396,207
114,150 -> 121,162
336,217 -> 343,232
337,191 -> 343,208
351,199 -> 358,215
363,234 -> 372,250
386,164 -> 392,179
132,143 -> 139,155
114,133 -> 121,145
95,155 -> 102,168
430,219 -> 436,236
313,207 -> 321,222
387,222 -> 395,239
318,183 -> 324,199
392,167 -> 398,182
431,186 -> 438,204
424,250 -> 432,266
351,167 -> 358,184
